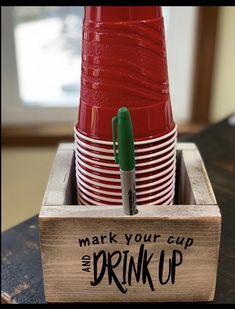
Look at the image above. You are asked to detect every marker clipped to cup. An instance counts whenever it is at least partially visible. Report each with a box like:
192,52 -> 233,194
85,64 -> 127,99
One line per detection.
112,107 -> 138,215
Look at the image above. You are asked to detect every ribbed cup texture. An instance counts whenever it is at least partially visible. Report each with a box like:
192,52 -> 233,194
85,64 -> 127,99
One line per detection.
77,6 -> 174,140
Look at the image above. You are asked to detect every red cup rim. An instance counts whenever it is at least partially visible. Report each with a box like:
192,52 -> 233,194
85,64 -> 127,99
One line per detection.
76,158 -> 176,183
76,165 -> 176,190
84,6 -> 162,23
75,131 -> 176,155
77,180 -> 174,203
76,152 -> 176,176
75,124 -> 177,146
75,139 -> 176,161
76,147 -> 176,171
77,186 -> 174,206
77,174 -> 174,198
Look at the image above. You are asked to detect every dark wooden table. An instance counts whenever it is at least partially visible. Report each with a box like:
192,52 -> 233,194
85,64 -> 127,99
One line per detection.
2,116 -> 235,304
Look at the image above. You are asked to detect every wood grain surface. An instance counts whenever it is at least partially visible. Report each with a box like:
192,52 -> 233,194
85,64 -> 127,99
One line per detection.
38,143 -> 221,302
40,207 -> 220,303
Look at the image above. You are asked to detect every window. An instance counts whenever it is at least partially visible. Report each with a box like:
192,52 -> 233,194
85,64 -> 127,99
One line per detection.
2,6 -> 198,125
14,6 -> 83,107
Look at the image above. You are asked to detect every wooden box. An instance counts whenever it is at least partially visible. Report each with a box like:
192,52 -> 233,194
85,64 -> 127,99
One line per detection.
39,143 -> 221,303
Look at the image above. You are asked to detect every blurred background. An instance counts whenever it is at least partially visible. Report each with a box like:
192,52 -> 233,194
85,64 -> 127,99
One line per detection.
2,6 -> 235,230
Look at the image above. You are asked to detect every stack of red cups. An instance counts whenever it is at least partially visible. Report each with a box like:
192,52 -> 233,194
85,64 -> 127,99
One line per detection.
75,6 -> 177,206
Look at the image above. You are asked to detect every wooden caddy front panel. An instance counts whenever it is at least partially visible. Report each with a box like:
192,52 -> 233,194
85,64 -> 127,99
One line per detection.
39,143 -> 221,303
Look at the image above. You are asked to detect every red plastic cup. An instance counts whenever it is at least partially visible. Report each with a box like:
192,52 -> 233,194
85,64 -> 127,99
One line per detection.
77,6 -> 175,141
76,164 -> 175,191
75,131 -> 176,156
77,185 -> 174,206
77,179 -> 174,203
75,160 -> 176,205
75,6 -> 177,206
74,124 -> 177,146
84,6 -> 162,22
77,172 -> 174,198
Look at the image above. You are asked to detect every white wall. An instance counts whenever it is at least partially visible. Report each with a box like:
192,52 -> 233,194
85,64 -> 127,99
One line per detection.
165,7 -> 198,123
210,7 -> 235,122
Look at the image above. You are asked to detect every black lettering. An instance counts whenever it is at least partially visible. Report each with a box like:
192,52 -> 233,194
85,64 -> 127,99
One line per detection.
167,236 -> 174,244
125,233 -> 132,246
142,249 -> 155,291
92,236 -> 99,245
128,244 -> 144,285
122,250 -> 129,284
101,235 -> 107,244
78,237 -> 90,247
143,234 -> 152,242
159,250 -> 172,285
135,233 -> 142,242
171,250 -> 183,284
185,238 -> 194,250
176,237 -> 184,246
82,255 -> 91,272
90,250 -> 106,286
153,234 -> 161,242
109,232 -> 117,243
108,251 -> 127,294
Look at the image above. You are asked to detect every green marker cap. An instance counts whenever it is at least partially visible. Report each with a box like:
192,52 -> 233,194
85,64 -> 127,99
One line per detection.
112,107 -> 135,171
